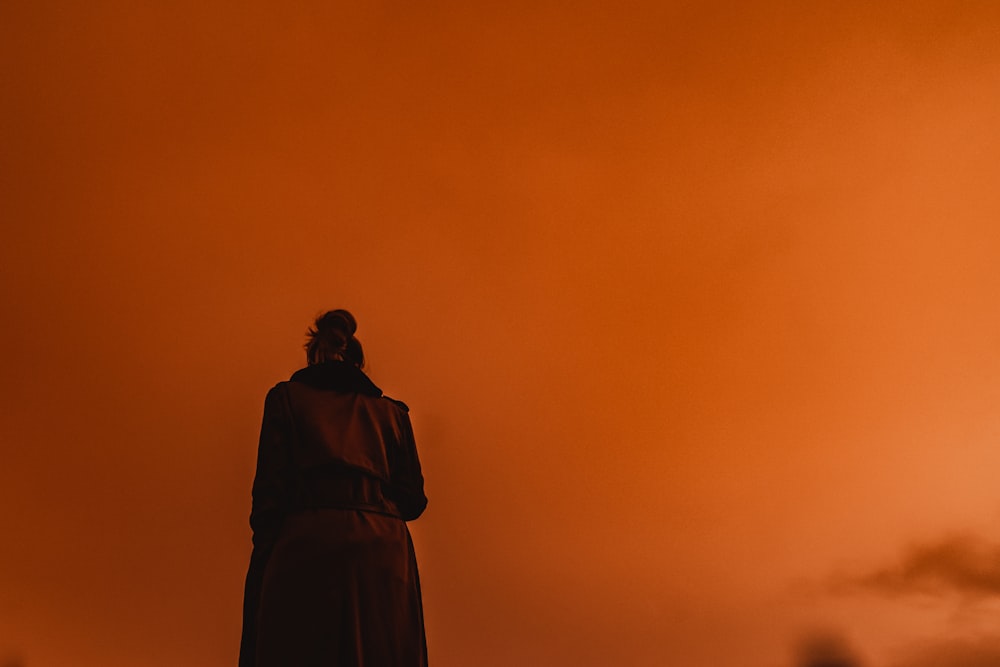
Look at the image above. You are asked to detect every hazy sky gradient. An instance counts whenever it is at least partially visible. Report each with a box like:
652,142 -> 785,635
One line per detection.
3,2 -> 1000,666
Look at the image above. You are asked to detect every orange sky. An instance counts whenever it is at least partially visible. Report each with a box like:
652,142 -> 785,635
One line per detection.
3,2 -> 1000,666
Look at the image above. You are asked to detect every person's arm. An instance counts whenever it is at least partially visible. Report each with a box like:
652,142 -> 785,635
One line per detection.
239,384 -> 293,667
387,408 -> 427,521
249,384 -> 293,546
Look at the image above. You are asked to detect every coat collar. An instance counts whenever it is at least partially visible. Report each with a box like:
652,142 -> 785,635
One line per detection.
289,361 -> 383,397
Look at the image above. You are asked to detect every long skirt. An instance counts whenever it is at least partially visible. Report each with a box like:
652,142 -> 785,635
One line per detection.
254,509 -> 427,667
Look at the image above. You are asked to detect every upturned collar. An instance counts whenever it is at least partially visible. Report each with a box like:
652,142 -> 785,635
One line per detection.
289,360 -> 383,397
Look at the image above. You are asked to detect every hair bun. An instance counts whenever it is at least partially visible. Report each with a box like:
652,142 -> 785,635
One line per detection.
306,309 -> 364,367
318,309 -> 357,335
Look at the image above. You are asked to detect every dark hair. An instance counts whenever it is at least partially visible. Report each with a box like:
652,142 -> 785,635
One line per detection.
305,309 -> 365,367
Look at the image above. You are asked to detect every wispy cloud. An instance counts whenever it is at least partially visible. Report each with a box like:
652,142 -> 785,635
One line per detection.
888,635 -> 1000,667
834,533 -> 1000,600
819,532 -> 1000,666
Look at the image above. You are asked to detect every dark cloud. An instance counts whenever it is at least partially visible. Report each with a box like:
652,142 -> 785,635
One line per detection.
794,633 -> 864,667
889,636 -> 1000,667
836,533 -> 1000,600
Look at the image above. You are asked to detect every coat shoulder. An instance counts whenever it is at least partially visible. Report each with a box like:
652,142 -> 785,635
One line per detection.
264,381 -> 289,400
382,396 -> 410,412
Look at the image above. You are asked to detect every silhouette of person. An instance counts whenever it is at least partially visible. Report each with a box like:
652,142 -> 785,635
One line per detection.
239,310 -> 428,667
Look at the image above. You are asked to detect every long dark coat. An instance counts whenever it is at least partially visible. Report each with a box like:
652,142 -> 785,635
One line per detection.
239,361 -> 428,667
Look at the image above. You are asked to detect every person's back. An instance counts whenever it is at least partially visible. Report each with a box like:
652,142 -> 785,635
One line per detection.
240,310 -> 428,667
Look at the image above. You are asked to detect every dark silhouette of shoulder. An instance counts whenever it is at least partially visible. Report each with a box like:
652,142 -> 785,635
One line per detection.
383,396 -> 409,412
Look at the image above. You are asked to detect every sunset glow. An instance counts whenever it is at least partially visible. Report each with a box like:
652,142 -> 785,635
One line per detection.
3,3 -> 1000,666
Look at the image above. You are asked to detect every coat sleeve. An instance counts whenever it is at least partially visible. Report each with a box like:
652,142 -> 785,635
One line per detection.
240,384 -> 293,667
386,408 -> 428,521
249,384 -> 294,545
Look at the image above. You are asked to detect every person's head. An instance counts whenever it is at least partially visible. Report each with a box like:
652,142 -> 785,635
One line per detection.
305,309 -> 365,368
